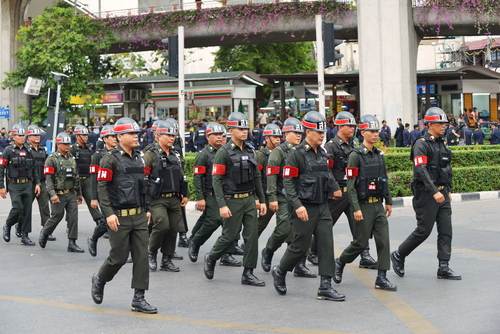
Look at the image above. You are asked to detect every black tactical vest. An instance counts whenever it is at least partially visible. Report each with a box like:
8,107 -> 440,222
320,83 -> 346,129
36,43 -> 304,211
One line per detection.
201,147 -> 215,191
327,137 -> 354,187
7,146 -> 34,179
221,143 -> 257,195
353,148 -> 389,201
108,150 -> 144,209
258,148 -> 270,192
148,146 -> 182,194
295,146 -> 334,204
74,144 -> 93,176
412,139 -> 452,186
30,145 -> 48,181
275,142 -> 293,196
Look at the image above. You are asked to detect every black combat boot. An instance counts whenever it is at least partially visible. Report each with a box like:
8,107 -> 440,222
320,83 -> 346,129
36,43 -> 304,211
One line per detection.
391,250 -> 405,277
271,265 -> 287,295
317,276 -> 346,301
204,253 -> 216,280
359,248 -> 377,269
178,232 -> 189,248
220,253 -> 241,267
131,289 -> 157,314
68,239 -> 84,253
91,273 -> 105,304
188,239 -> 199,263
333,258 -> 345,284
307,251 -> 319,265
20,233 -> 35,246
293,256 -> 317,278
3,224 -> 11,242
148,249 -> 157,270
172,252 -> 183,260
39,230 -> 48,248
260,247 -> 274,272
88,236 -> 97,257
375,270 -> 397,291
437,260 -> 462,280
234,241 -> 244,255
160,254 -> 179,272
15,223 -> 22,238
241,267 -> 265,286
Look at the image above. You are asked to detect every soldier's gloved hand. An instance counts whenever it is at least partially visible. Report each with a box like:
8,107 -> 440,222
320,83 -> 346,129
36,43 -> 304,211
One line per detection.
34,185 -> 41,197
197,199 -> 206,211
259,203 -> 267,216
220,206 -> 232,218
353,210 -> 364,221
269,201 -> 279,213
433,191 -> 445,203
180,196 -> 189,207
296,206 -> 308,222
0,188 -> 6,199
90,199 -> 99,209
107,214 -> 120,232
333,190 -> 342,200
77,195 -> 83,205
385,205 -> 392,218
50,194 -> 60,204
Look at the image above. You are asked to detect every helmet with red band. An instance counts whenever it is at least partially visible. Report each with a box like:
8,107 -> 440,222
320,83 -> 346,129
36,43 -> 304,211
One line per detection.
282,118 -> 303,133
113,117 -> 141,134
302,111 -> 327,132
206,122 -> 225,136
74,125 -> 89,135
11,124 -> 26,136
55,132 -> 71,144
358,114 -> 380,131
334,111 -> 356,126
100,125 -> 115,137
424,107 -> 448,123
156,120 -> 176,135
263,123 -> 282,137
26,124 -> 41,136
226,112 -> 249,129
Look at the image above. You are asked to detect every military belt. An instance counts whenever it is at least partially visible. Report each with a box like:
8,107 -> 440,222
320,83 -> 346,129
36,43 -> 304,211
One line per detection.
205,191 -> 215,196
360,197 -> 381,204
160,192 -> 178,198
80,176 -> 88,179
9,178 -> 30,184
342,186 -> 348,193
115,207 -> 142,217
55,189 -> 73,195
225,191 -> 254,199
437,186 -> 445,191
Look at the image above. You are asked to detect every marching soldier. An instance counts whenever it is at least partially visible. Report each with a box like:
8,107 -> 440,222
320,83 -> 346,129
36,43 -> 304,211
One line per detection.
391,107 -> 461,280
188,122 -> 241,266
91,117 -> 156,314
39,132 -> 84,252
324,111 -> 377,269
87,125 -> 117,256
333,115 -> 396,291
271,111 -> 344,301
145,120 -> 189,273
70,125 -> 103,227
204,112 -> 267,286
1,124 -> 40,246
262,118 -> 316,277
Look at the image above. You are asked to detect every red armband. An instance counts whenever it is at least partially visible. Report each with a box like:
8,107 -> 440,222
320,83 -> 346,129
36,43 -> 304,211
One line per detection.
327,159 -> 334,168
282,166 -> 299,177
345,167 -> 358,178
0,158 -> 7,166
266,166 -> 280,176
97,168 -> 113,181
194,166 -> 207,175
258,164 -> 264,172
144,166 -> 152,176
212,164 -> 226,175
43,166 -> 55,175
414,155 -> 428,166
89,165 -> 99,174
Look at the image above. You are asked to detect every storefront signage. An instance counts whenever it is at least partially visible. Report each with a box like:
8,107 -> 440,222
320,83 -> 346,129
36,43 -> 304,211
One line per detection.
103,93 -> 122,103
152,89 -> 232,101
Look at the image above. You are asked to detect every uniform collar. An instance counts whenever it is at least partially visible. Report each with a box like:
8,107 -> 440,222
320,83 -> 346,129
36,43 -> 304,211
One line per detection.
358,143 -> 375,155
424,132 -> 440,142
284,141 -> 294,148
206,143 -> 217,152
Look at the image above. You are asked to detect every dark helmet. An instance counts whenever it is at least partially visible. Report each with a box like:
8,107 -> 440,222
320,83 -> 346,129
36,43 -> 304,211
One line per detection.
156,120 -> 176,135
272,120 -> 282,127
334,111 -> 356,126
282,118 -> 304,133
166,118 -> 179,129
55,132 -> 71,144
11,124 -> 26,136
26,124 -> 41,136
302,111 -> 327,132
424,107 -> 449,123
73,125 -> 89,135
100,125 -> 115,137
206,122 -> 225,136
358,114 -> 380,131
151,120 -> 161,132
263,123 -> 282,137
113,117 -> 141,134
226,112 -> 249,129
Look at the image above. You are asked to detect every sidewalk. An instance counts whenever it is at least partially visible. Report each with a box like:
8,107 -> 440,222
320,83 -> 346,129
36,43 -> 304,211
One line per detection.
184,190 -> 500,212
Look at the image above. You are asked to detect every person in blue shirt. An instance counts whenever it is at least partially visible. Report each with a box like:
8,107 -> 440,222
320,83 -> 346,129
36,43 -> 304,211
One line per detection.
472,127 -> 485,145
410,124 -> 421,145
489,124 -> 500,145
379,120 -> 391,147
402,123 -> 411,147
463,125 -> 473,145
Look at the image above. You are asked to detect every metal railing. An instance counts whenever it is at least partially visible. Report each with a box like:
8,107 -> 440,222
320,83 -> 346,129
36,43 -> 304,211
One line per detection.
89,0 -> 356,18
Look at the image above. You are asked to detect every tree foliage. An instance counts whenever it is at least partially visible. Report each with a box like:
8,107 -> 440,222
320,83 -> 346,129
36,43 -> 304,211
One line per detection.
2,6 -> 116,124
210,42 -> 316,74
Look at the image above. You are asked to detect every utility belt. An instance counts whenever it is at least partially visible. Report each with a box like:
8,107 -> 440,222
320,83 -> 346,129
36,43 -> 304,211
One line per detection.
224,191 -> 254,199
341,186 -> 348,193
80,176 -> 89,180
160,192 -> 178,198
55,189 -> 74,195
205,191 -> 215,196
359,197 -> 381,204
9,178 -> 32,184
114,207 -> 142,217
414,181 -> 448,192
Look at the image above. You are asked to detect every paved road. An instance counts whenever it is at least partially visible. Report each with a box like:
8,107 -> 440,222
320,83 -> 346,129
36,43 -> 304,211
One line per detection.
1,197 -> 499,334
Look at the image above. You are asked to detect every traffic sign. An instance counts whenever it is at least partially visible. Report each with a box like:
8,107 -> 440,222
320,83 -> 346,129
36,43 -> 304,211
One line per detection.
0,107 -> 10,119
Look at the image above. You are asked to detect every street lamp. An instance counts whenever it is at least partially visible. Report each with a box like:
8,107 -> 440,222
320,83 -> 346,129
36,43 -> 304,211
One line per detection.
50,71 -> 68,153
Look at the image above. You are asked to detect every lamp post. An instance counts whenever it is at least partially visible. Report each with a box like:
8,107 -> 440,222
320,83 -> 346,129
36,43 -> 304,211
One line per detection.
50,72 -> 68,153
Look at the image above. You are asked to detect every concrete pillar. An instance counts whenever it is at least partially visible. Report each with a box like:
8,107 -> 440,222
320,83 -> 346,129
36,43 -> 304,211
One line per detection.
0,0 -> 13,129
358,0 -> 421,130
